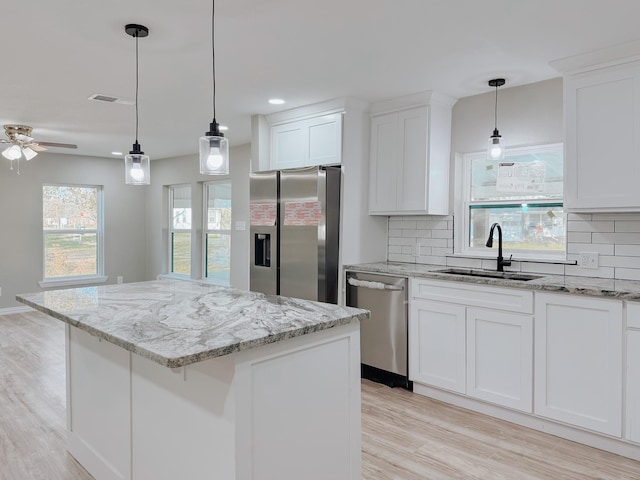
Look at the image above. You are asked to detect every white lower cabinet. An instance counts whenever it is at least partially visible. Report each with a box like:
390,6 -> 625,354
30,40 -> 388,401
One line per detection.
409,299 -> 466,394
534,292 -> 623,437
466,308 -> 533,412
627,330 -> 640,443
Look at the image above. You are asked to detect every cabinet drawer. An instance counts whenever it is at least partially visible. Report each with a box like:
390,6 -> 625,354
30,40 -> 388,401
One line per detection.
411,278 -> 533,314
627,301 -> 640,329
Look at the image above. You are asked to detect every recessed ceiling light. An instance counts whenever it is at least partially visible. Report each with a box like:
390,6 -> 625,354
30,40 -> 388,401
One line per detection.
219,125 -> 229,131
268,98 -> 285,105
112,151 -> 123,156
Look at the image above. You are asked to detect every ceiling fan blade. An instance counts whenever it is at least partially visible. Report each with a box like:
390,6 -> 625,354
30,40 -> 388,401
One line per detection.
35,141 -> 78,149
29,144 -> 48,152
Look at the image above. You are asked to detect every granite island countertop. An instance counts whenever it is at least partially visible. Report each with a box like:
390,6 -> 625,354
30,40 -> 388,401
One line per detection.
16,280 -> 369,368
345,261 -> 640,300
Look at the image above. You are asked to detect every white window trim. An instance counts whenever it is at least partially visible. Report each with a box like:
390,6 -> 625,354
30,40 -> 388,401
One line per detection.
454,143 -> 567,262
41,184 -> 105,285
202,180 -> 232,286
168,184 -> 192,278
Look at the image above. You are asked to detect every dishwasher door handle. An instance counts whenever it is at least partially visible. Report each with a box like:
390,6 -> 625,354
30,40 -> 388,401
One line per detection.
347,277 -> 405,291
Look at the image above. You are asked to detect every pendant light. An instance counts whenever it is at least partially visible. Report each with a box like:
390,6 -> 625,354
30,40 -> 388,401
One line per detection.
487,78 -> 506,161
124,24 -> 151,185
199,0 -> 229,175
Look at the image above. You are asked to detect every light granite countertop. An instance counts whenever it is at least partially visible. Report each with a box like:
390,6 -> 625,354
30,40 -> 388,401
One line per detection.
16,280 -> 369,368
344,262 -> 640,300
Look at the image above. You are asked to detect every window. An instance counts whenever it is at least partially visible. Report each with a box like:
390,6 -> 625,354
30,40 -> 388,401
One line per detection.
460,143 -> 565,259
204,181 -> 232,285
169,185 -> 192,276
42,184 -> 104,283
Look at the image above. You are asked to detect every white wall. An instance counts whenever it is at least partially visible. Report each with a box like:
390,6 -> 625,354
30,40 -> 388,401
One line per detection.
0,152 -> 148,309
146,144 -> 251,290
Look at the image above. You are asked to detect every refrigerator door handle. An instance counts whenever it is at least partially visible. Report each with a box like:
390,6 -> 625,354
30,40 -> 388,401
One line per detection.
347,277 -> 405,291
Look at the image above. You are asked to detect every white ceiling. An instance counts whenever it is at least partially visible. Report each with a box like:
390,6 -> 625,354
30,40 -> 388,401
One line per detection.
3,0 -> 640,160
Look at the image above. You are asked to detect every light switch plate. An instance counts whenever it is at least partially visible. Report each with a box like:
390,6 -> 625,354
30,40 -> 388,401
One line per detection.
235,221 -> 246,231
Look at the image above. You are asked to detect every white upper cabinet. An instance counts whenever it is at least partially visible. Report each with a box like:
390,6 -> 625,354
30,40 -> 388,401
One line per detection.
553,45 -> 640,211
369,91 -> 456,215
271,114 -> 342,170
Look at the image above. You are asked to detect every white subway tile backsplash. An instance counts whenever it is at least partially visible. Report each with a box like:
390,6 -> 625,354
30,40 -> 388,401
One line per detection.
520,262 -> 566,275
567,232 -> 592,243
567,243 -> 615,255
615,245 -> 640,257
416,220 -> 449,230
567,221 -> 614,232
431,229 -> 454,239
615,221 -> 640,233
564,265 -> 615,278
614,268 -> 640,281
388,219 -> 417,229
599,255 -> 640,268
388,253 -> 415,263
592,232 -> 640,244
445,257 -> 483,269
386,212 -> 640,280
567,213 -> 592,221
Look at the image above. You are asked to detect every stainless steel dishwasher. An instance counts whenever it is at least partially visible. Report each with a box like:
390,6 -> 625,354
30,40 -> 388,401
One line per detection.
346,271 -> 411,389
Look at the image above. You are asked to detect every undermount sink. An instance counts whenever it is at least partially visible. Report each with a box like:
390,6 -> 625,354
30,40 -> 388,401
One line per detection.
433,268 -> 542,282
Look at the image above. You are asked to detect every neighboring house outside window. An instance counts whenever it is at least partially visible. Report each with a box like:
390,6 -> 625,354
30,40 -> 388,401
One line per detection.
169,185 -> 192,277
459,143 -> 565,260
204,181 -> 232,285
42,184 -> 104,285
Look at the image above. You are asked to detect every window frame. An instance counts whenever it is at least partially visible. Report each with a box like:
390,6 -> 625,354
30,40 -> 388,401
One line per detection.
202,180 -> 232,286
457,143 -> 566,261
168,184 -> 193,278
40,183 -> 106,288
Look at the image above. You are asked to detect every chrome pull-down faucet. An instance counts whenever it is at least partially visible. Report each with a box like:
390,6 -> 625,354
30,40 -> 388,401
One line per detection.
486,222 -> 512,272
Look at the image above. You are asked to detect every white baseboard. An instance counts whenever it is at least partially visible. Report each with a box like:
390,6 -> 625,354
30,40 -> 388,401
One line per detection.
0,306 -> 33,316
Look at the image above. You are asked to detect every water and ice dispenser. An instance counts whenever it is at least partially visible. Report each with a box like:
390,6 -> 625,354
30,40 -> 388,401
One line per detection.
254,233 -> 271,267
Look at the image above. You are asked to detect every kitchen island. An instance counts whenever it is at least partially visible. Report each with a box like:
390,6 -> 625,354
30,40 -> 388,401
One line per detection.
17,280 -> 368,480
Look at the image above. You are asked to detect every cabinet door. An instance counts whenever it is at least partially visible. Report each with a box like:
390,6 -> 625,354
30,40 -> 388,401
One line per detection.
564,64 -> 640,210
396,107 -> 428,212
271,122 -> 306,170
369,112 -> 398,213
627,330 -> 640,443
409,299 -> 466,393
307,114 -> 342,167
534,293 -> 623,436
466,308 -> 533,412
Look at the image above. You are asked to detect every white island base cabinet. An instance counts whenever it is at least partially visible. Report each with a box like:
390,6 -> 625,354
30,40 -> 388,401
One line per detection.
65,321 -> 362,480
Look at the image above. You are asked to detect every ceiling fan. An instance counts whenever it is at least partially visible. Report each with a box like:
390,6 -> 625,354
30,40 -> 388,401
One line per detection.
1,124 -> 77,173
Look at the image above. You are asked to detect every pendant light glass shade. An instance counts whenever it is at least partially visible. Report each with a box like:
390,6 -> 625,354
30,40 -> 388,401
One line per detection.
199,121 -> 229,175
200,0 -> 229,175
124,24 -> 150,185
125,142 -> 150,185
488,128 -> 506,161
487,78 -> 506,161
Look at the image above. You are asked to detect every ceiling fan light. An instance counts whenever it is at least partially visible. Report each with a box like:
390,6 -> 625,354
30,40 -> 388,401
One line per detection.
22,147 -> 37,161
2,144 -> 22,160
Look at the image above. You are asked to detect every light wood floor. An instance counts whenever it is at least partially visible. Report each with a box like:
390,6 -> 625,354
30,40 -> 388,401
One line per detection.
2,311 -> 640,479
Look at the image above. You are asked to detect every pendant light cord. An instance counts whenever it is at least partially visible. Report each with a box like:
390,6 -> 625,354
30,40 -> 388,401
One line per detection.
211,0 -> 216,122
135,33 -> 140,143
494,84 -> 498,130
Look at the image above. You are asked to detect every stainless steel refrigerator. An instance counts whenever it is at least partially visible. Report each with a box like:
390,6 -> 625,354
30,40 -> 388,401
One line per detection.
249,166 -> 341,304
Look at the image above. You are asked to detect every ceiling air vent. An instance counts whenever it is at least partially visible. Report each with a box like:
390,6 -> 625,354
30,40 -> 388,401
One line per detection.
88,94 -> 134,106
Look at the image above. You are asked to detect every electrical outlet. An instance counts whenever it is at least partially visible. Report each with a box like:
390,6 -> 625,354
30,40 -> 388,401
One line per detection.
579,252 -> 599,269
117,276 -> 123,284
